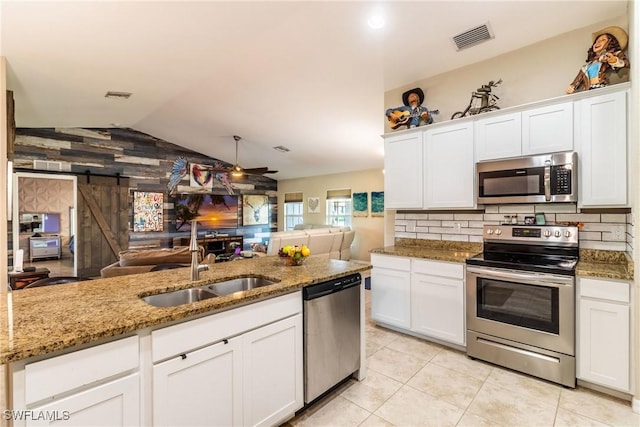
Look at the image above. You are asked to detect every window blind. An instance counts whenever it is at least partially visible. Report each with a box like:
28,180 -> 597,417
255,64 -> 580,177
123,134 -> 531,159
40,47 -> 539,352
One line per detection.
326,189 -> 351,199
284,192 -> 303,203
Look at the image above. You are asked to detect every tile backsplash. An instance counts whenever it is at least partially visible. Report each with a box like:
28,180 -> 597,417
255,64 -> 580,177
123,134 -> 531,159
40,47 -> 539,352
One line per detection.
395,204 -> 633,254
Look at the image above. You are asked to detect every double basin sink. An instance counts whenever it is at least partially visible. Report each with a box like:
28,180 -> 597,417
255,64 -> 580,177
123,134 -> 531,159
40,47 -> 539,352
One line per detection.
143,276 -> 279,307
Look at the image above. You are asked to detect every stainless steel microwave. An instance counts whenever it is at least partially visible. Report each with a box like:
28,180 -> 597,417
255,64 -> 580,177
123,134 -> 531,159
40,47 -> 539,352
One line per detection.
477,152 -> 577,204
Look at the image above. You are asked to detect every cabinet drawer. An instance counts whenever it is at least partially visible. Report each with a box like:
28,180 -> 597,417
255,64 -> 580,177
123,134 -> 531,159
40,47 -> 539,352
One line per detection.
579,278 -> 629,303
33,247 -> 59,256
411,259 -> 463,279
371,254 -> 410,271
24,336 -> 139,405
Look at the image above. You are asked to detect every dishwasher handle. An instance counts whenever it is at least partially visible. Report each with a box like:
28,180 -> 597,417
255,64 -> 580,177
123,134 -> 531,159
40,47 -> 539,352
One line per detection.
303,273 -> 361,300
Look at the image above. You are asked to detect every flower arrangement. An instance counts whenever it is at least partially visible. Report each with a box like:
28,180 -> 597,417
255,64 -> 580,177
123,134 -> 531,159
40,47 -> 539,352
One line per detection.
278,245 -> 311,266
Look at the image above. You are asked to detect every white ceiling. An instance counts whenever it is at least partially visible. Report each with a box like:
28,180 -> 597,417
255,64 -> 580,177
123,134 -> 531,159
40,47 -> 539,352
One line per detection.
1,1 -> 628,180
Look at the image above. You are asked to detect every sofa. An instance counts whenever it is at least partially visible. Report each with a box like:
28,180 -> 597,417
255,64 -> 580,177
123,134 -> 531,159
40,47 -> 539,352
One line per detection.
100,246 -> 205,278
264,227 -> 355,261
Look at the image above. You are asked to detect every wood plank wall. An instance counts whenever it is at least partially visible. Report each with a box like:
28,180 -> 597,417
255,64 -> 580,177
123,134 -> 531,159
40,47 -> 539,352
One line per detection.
13,128 -> 278,253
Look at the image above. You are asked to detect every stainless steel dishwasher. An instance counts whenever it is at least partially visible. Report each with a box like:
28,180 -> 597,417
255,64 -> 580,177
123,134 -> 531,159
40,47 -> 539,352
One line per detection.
303,273 -> 361,404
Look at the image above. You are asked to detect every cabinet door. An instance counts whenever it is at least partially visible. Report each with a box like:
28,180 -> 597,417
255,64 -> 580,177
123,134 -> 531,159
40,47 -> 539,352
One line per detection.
153,337 -> 243,427
242,314 -> 303,427
578,299 -> 629,391
522,102 -> 573,155
371,265 -> 411,329
475,112 -> 522,161
411,273 -> 465,346
384,131 -> 423,209
27,374 -> 140,427
577,90 -> 627,206
424,122 -> 475,208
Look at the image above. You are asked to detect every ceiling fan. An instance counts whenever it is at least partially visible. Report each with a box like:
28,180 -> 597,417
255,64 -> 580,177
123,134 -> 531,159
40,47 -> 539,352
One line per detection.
229,135 -> 278,177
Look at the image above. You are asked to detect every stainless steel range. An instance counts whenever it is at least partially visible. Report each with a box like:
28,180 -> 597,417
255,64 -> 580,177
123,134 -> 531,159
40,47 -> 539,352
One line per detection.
466,224 -> 579,387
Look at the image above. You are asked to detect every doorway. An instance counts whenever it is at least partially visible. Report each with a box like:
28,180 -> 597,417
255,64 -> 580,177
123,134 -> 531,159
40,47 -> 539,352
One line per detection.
12,172 -> 77,277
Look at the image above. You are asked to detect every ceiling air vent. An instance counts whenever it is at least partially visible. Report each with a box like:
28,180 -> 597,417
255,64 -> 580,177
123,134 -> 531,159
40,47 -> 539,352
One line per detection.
452,22 -> 494,50
33,160 -> 71,172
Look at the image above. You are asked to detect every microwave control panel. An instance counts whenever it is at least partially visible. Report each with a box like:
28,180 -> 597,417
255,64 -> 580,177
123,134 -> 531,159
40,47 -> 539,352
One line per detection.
550,165 -> 572,195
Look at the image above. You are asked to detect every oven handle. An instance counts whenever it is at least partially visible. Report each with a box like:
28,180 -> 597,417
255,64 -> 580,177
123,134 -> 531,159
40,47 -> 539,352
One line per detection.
544,160 -> 551,201
466,266 -> 574,287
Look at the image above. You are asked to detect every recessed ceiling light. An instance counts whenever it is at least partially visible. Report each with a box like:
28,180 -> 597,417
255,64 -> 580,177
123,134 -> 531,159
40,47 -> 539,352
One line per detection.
273,145 -> 290,153
367,15 -> 384,29
104,91 -> 132,99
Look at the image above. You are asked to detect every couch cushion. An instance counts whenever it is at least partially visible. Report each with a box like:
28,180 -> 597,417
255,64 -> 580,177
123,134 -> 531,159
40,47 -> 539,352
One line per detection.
119,247 -> 192,267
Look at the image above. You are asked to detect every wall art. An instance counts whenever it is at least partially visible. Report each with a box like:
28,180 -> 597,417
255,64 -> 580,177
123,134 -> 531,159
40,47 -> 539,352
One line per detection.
307,197 -> 320,214
243,195 -> 269,225
133,191 -> 163,232
189,163 -> 214,189
353,192 -> 368,217
371,191 -> 384,217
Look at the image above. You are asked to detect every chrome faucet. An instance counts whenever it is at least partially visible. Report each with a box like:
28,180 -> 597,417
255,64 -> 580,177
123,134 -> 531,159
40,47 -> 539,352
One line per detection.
190,220 -> 209,281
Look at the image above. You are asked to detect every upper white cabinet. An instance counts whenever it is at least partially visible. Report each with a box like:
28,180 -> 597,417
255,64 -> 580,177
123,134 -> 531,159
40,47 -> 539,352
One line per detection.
424,122 -> 475,208
384,130 -> 423,209
475,112 -> 522,161
475,102 -> 573,161
522,102 -> 574,155
576,90 -> 628,207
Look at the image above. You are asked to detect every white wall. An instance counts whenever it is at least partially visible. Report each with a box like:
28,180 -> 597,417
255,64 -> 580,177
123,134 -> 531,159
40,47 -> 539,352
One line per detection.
277,168 -> 384,262
1,55 -> 9,427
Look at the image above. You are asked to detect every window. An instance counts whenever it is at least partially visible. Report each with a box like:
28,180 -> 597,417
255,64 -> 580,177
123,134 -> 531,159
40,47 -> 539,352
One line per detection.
326,189 -> 352,227
284,192 -> 304,231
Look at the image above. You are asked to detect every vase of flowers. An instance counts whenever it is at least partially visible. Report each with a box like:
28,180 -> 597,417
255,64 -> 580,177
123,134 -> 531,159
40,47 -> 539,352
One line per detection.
278,245 -> 311,266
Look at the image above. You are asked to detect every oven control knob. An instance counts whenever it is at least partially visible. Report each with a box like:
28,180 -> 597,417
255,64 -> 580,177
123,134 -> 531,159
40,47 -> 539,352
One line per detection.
486,229 -> 494,235
495,229 -> 502,235
564,231 -> 571,238
554,230 -> 561,237
543,230 -> 551,237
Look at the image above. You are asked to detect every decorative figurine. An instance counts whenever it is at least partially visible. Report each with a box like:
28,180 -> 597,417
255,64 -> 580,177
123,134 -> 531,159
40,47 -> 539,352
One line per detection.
566,26 -> 629,94
451,79 -> 502,120
386,87 -> 438,129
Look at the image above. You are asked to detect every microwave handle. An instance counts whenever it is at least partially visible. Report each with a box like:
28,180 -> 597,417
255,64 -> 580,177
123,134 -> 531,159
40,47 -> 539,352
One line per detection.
544,160 -> 551,201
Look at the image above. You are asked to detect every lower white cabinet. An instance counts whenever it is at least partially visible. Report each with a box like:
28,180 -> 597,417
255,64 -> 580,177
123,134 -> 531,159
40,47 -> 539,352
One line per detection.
411,259 -> 465,346
151,292 -> 303,427
577,277 -> 631,392
371,254 -> 411,329
371,254 -> 465,347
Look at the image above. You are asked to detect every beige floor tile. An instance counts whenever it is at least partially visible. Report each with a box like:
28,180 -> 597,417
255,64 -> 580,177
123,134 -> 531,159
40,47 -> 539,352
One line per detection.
341,370 -> 403,413
359,413 -> 396,427
559,387 -> 639,426
366,324 -> 402,348
366,337 -> 386,357
385,334 -> 443,363
456,412 -> 508,427
407,363 -> 484,409
553,408 -> 610,426
367,347 -> 427,383
466,381 -> 557,426
430,348 -> 493,381
290,395 -> 371,427
485,366 -> 562,407
374,385 -> 464,427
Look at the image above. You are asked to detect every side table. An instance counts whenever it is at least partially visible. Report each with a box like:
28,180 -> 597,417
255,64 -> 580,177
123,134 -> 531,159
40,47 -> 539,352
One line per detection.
8,268 -> 51,290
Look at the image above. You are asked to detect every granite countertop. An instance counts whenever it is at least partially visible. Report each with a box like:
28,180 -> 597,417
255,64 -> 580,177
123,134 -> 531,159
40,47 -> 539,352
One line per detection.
371,239 -> 634,281
0,256 -> 371,364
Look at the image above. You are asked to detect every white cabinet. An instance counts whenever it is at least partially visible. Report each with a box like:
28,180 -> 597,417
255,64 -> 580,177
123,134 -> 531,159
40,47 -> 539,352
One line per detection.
384,130 -> 423,209
577,277 -> 630,392
576,90 -> 628,207
475,102 -> 573,161
242,315 -> 303,427
475,112 -> 522,161
151,292 -> 303,427
410,259 -> 465,346
371,254 -> 411,329
11,336 -> 140,427
423,122 -> 475,208
29,236 -> 61,261
153,337 -> 243,427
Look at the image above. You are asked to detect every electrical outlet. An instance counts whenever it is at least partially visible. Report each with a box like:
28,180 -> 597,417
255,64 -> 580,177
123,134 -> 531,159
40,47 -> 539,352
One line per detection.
454,222 -> 461,233
612,225 -> 625,241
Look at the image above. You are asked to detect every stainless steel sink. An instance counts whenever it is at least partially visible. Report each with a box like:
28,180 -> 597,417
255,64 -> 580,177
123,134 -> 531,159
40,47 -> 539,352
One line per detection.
142,287 -> 218,307
207,276 -> 279,296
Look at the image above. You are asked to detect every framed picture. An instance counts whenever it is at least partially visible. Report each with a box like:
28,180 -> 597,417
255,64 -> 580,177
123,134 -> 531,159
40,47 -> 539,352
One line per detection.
371,191 -> 384,217
243,195 -> 269,225
353,192 -> 368,217
189,163 -> 214,190
535,213 -> 546,225
308,197 -> 320,214
133,191 -> 163,232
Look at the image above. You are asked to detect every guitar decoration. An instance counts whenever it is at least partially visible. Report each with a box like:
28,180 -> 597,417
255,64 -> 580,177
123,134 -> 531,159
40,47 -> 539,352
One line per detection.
387,109 -> 440,129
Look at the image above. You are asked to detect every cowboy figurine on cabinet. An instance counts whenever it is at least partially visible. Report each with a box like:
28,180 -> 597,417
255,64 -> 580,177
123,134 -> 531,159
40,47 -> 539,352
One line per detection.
566,26 -> 629,94
386,87 -> 434,129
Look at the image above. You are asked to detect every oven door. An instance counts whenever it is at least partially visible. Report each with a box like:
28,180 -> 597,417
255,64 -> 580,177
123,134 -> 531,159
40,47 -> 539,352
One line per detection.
466,266 -> 575,356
